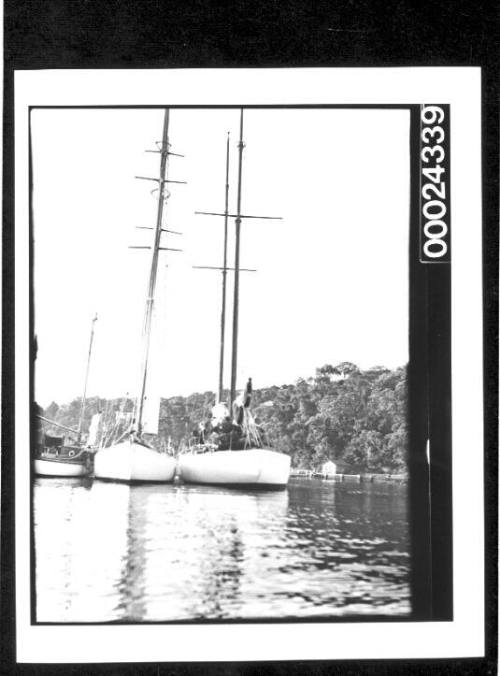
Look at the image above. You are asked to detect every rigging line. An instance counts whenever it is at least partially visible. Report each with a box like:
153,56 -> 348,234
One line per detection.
111,396 -> 132,446
100,400 -> 112,448
37,415 -> 79,435
106,402 -> 123,447
219,130 -> 230,402
192,265 -> 256,272
103,397 -> 123,447
195,211 -> 282,220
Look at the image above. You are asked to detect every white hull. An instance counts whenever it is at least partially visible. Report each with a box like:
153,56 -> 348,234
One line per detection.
34,458 -> 90,478
94,440 -> 176,482
178,448 -> 291,487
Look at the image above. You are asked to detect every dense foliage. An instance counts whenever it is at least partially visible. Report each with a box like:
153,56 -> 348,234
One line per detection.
42,363 -> 408,473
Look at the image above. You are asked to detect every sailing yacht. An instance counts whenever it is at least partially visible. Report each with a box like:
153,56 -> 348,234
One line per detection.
178,110 -> 291,488
34,421 -> 93,477
178,381 -> 291,487
34,315 -> 98,477
94,110 -> 178,483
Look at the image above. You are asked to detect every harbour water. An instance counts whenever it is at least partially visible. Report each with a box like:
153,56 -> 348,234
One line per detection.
33,477 -> 411,622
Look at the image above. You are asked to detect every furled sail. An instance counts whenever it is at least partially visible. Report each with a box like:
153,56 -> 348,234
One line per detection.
232,377 -> 252,426
87,413 -> 101,447
142,394 -> 161,435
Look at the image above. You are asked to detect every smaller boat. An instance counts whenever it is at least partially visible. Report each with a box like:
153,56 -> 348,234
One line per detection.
33,315 -> 98,478
34,417 -> 93,478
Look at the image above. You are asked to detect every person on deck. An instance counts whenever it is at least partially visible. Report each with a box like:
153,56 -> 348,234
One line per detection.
232,378 -> 252,426
206,400 -> 242,450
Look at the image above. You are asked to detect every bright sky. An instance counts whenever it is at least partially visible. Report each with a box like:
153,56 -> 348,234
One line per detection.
32,107 -> 410,407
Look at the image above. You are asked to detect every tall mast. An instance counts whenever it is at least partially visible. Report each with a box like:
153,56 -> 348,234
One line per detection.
77,313 -> 98,439
230,109 -> 245,408
194,109 -> 281,409
193,133 -> 256,403
136,109 -> 171,436
218,132 -> 230,401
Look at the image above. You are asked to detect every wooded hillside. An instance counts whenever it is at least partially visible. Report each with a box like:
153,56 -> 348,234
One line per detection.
42,362 -> 408,473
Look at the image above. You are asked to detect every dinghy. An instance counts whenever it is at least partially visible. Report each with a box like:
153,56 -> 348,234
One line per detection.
178,110 -> 291,488
94,109 -> 180,483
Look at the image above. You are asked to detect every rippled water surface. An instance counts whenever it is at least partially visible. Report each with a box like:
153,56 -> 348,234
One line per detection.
34,477 -> 411,621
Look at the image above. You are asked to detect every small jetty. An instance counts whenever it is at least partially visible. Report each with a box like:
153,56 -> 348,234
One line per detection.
290,468 -> 313,478
291,469 -> 408,484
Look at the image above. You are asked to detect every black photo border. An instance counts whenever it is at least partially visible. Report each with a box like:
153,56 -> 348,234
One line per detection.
3,0 -> 497,671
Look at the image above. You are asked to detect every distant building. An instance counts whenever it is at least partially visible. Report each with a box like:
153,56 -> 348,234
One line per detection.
321,460 -> 337,476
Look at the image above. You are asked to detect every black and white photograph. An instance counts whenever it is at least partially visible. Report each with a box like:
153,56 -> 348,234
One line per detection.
10,68 -> 485,664
31,104 -> 411,623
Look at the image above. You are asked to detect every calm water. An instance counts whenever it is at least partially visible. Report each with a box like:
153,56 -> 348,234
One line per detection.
33,477 -> 411,621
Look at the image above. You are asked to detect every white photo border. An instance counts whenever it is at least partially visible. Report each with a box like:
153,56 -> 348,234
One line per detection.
15,67 -> 484,662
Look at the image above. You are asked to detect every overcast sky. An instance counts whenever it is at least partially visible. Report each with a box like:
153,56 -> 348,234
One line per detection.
32,107 -> 409,407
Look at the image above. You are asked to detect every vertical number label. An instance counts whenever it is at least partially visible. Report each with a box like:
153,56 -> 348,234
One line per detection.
420,105 -> 451,262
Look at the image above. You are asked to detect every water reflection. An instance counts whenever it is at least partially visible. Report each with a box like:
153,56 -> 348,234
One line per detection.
34,478 -> 410,621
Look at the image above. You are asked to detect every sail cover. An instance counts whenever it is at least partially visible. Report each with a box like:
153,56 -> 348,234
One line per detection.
87,413 -> 101,447
142,394 -> 161,435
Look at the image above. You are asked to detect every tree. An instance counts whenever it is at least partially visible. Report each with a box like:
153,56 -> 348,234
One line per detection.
344,430 -> 385,471
44,401 -> 59,420
333,361 -> 359,379
41,363 -> 408,473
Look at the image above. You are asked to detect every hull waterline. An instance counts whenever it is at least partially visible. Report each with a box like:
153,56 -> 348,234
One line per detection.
34,457 -> 91,478
178,448 -> 291,487
94,440 -> 176,483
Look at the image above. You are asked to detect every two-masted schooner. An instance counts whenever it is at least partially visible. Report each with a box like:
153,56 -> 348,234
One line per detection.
177,109 -> 291,488
93,110 -> 178,483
